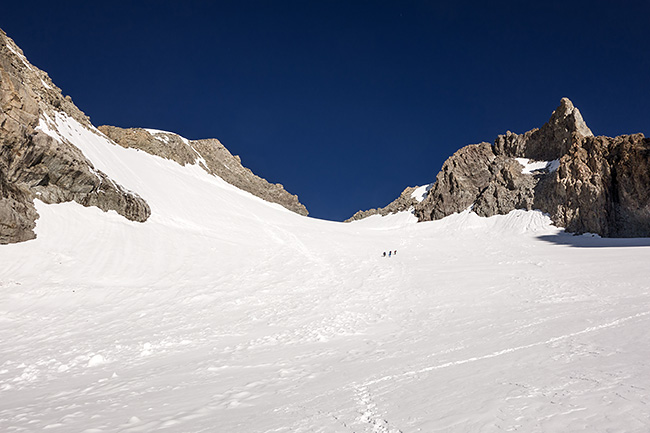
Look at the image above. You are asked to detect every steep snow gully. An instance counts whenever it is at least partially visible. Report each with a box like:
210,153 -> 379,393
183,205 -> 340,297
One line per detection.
1,115 -> 650,432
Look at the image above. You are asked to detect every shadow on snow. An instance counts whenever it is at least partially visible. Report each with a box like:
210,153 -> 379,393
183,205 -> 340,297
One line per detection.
536,233 -> 650,248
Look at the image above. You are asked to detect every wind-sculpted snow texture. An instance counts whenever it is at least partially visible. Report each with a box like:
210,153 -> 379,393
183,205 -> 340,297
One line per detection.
0,29 -> 150,243
1,115 -> 650,432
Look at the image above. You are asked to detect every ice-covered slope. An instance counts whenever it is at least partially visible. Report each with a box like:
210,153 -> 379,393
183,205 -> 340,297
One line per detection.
1,113 -> 650,432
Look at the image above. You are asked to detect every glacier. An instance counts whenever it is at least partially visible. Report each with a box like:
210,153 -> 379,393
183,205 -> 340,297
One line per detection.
1,113 -> 650,432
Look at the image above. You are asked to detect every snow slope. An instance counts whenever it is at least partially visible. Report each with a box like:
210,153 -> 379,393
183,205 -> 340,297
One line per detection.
1,115 -> 650,432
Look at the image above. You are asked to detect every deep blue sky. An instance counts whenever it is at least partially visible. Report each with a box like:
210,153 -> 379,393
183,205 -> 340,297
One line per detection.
2,1 -> 649,220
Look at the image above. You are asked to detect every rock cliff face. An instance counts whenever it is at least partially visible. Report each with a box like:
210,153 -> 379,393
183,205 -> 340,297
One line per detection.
98,126 -> 308,216
354,98 -> 650,237
0,29 -> 150,244
421,142 -> 539,220
534,133 -> 650,237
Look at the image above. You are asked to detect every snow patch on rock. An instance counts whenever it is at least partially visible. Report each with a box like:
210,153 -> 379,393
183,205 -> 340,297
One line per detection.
410,183 -> 433,202
515,158 -> 561,174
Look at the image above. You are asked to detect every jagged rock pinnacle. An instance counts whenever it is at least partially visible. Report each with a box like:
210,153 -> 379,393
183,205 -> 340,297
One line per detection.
493,98 -> 593,160
551,97 -> 593,139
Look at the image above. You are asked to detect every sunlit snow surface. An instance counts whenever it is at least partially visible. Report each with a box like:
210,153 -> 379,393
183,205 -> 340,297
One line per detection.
515,158 -> 561,174
1,116 -> 650,432
410,183 -> 433,202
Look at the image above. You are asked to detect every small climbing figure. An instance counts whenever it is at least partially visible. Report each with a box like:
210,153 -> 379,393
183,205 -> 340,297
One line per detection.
382,252 -> 386,257
388,251 -> 392,257
394,250 -> 397,255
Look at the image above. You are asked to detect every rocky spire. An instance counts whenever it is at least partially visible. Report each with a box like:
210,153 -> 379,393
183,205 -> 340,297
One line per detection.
494,97 -> 593,160
552,97 -> 593,137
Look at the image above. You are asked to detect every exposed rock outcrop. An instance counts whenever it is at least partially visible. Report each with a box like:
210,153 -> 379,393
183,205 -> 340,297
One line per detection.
98,126 -> 308,216
354,98 -> 650,237
493,98 -> 593,160
0,175 -> 37,243
415,97 -> 650,236
1,29 -> 150,244
535,133 -> 650,237
345,186 -> 420,222
414,141 -> 540,221
1,27 -> 309,244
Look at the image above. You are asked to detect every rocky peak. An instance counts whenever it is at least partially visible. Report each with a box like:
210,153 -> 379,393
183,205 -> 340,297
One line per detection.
494,97 -> 593,160
0,29 -> 91,129
1,29 -> 150,244
422,98 -> 649,237
533,97 -> 593,157
355,98 -> 650,237
552,97 -> 593,138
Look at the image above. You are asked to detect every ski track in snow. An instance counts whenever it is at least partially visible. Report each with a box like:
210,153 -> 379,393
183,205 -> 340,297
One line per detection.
362,310 -> 650,387
351,311 -> 650,433
2,114 -> 650,432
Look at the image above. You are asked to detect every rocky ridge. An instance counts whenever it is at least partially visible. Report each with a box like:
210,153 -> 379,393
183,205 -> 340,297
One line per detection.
0,29 -> 150,243
345,185 -> 433,222
0,28 -> 308,244
98,126 -> 308,216
3,25 -> 648,241
352,98 -> 650,238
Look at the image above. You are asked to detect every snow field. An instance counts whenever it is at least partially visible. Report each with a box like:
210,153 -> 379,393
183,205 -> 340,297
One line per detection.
1,114 -> 650,432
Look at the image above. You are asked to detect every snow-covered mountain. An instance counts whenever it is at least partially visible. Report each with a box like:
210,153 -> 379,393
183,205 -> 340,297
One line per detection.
0,29 -> 150,244
97,125 -> 308,217
350,98 -> 650,238
0,28 -> 306,245
1,28 -> 650,433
